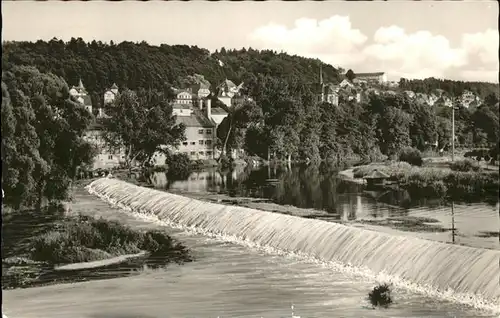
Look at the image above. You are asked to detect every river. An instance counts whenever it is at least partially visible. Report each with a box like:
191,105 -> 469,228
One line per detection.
2,186 -> 497,318
150,164 -> 499,250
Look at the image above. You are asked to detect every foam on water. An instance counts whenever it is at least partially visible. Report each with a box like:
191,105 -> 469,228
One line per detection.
87,178 -> 500,315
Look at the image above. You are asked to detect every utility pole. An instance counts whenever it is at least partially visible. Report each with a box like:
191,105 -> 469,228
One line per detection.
451,99 -> 455,162
451,201 -> 456,244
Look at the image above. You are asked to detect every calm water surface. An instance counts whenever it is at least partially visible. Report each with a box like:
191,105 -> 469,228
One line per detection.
150,164 -> 499,250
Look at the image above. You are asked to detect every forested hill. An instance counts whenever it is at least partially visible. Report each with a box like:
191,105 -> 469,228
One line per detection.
2,38 -> 341,103
398,77 -> 498,99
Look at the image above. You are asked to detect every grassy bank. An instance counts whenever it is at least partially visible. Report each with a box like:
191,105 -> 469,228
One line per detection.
2,208 -> 192,289
30,215 -> 191,264
352,161 -> 499,200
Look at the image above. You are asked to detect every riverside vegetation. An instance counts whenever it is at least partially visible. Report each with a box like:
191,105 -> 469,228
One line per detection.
3,39 -> 499,166
2,204 -> 192,289
352,148 -> 499,201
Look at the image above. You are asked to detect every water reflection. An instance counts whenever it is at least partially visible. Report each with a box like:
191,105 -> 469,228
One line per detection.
151,163 -> 499,217
149,163 -> 499,249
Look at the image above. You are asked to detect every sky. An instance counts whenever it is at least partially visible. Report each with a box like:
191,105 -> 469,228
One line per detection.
2,1 -> 499,83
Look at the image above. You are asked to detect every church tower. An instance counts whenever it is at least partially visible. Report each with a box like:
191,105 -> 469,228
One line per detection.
319,64 -> 325,103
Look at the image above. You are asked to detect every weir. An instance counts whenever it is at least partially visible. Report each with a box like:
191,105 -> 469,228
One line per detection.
87,178 -> 500,308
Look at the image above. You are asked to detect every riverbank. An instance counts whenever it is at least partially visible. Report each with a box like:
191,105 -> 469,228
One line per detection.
340,159 -> 499,200
2,187 -> 192,290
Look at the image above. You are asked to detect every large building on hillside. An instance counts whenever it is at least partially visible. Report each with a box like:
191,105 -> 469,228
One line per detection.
354,72 -> 387,84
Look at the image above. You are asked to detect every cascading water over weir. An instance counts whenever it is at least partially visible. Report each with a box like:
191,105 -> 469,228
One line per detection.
87,178 -> 500,313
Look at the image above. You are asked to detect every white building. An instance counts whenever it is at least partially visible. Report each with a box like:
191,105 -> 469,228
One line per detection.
69,79 -> 93,113
103,83 -> 119,104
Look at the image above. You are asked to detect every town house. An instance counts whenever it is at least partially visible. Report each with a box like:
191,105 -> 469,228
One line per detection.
69,79 -> 93,113
152,98 -> 217,164
71,79 -> 125,170
103,83 -> 119,105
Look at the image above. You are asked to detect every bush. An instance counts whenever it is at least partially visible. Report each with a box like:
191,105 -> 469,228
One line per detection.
152,165 -> 167,173
368,283 -> 393,308
449,159 -> 482,172
352,162 -> 412,179
191,159 -> 205,170
219,155 -> 233,170
398,147 -> 423,166
29,215 -> 191,265
166,153 -> 192,179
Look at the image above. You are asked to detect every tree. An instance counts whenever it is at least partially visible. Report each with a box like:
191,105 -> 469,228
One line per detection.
483,93 -> 499,107
101,88 -> 186,170
377,106 -> 412,156
1,82 -> 42,207
472,105 -> 499,144
299,104 -> 322,163
345,69 -> 356,82
2,66 -> 95,208
217,99 -> 263,159
406,101 -> 438,151
436,116 -> 452,151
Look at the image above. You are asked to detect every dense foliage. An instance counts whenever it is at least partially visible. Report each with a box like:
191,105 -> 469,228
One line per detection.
398,77 -> 498,99
449,159 -> 481,172
165,153 -> 192,180
2,65 -> 96,208
101,87 -> 185,169
398,147 -> 423,167
2,38 -> 341,107
3,39 -> 499,168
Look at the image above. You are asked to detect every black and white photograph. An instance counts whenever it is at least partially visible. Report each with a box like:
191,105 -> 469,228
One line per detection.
1,1 -> 499,317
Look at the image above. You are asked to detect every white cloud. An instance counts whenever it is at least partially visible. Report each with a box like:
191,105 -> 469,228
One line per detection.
248,16 -> 368,66
462,29 -> 498,65
364,26 -> 468,79
248,17 -> 497,82
460,70 -> 498,83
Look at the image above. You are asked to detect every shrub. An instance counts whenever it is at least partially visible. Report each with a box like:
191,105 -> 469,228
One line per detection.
368,283 -> 393,308
191,159 -> 205,170
219,155 -> 233,170
29,215 -> 191,265
166,153 -> 192,179
398,147 -> 423,166
152,165 -> 167,173
449,159 -> 481,172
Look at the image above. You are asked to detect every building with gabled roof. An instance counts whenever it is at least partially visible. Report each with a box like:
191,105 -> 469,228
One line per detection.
104,83 -> 119,105
313,65 -> 339,106
152,97 -> 219,164
173,88 -> 194,104
83,119 -> 126,170
70,79 -> 93,114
